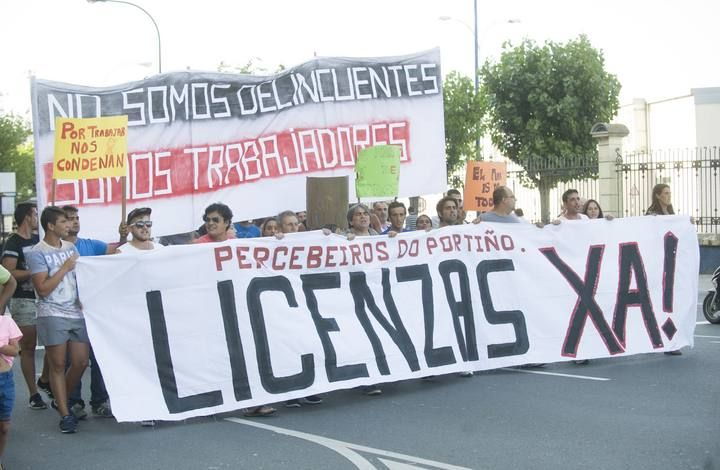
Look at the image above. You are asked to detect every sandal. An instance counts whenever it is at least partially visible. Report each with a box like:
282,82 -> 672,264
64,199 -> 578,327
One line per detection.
243,405 -> 276,417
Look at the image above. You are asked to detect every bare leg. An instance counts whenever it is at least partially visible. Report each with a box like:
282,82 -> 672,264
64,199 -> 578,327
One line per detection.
39,354 -> 49,383
0,421 -> 10,461
46,343 -> 69,416
65,342 -> 89,399
17,326 -> 38,395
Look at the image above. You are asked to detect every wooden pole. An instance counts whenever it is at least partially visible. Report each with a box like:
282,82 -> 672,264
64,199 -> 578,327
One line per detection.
50,179 -> 57,206
121,176 -> 127,223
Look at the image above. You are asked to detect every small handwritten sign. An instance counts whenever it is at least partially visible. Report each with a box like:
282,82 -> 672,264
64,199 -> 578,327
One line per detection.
54,116 -> 128,180
463,162 -> 507,211
355,145 -> 401,197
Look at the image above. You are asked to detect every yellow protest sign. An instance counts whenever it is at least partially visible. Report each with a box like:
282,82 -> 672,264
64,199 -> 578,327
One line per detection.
53,116 -> 128,180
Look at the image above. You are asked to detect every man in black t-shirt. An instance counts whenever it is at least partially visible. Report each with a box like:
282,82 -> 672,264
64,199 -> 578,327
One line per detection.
0,202 -> 49,410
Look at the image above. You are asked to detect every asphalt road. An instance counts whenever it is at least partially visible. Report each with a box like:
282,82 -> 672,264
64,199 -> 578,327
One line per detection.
4,277 -> 718,470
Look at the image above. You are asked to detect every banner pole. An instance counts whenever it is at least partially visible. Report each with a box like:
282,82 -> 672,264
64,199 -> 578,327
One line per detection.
121,176 -> 127,223
50,179 -> 57,206
355,145 -> 360,204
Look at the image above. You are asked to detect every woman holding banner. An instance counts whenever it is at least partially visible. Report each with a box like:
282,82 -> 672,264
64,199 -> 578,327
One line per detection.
645,184 -> 683,356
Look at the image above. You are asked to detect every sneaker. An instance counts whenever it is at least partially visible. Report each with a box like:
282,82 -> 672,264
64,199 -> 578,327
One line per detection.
301,395 -> 323,405
59,414 -> 77,433
70,403 -> 88,421
140,420 -> 157,427
37,378 -> 54,399
28,393 -> 47,410
284,399 -> 302,408
361,385 -> 382,396
459,371 -> 473,377
91,401 -> 114,418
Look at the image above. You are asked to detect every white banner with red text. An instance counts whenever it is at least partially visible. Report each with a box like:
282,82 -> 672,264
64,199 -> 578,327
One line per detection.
31,49 -> 446,241
76,216 -> 698,422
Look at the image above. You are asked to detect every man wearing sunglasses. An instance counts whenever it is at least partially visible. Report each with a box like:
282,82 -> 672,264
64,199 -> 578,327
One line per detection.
116,208 -> 163,426
193,203 -> 275,417
194,203 -> 236,244
117,208 -> 163,253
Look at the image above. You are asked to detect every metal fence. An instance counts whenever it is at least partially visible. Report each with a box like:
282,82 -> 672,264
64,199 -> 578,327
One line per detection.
498,155 -> 599,222
616,147 -> 720,233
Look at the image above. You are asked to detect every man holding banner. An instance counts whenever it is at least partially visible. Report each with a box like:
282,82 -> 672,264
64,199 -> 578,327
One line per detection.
446,189 -> 467,223
278,210 -> 324,409
473,187 -> 525,224
436,197 -> 459,228
27,207 -> 87,434
383,201 -> 410,235
62,206 -> 123,420
117,208 -> 163,253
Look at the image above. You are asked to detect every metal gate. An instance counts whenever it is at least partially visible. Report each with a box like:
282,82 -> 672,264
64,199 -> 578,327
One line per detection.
616,147 -> 720,233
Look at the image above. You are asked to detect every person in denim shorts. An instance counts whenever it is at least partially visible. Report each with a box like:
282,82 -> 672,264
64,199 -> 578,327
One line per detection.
0,263 -> 21,469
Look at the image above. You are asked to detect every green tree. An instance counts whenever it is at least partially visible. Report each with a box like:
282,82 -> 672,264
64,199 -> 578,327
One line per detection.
443,71 -> 486,187
481,35 -> 620,222
0,114 -> 35,200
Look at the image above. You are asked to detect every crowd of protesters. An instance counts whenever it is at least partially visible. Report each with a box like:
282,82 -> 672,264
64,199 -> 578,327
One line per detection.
0,182 -> 691,462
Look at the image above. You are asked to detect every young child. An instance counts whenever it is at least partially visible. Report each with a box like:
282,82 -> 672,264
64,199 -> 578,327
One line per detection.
0,264 -> 20,470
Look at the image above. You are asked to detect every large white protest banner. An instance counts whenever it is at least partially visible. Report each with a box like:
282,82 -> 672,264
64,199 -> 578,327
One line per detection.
30,50 -> 445,241
76,216 -> 698,422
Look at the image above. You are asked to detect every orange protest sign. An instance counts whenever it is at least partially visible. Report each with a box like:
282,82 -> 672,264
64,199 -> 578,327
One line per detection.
53,116 -> 128,180
463,162 -> 507,211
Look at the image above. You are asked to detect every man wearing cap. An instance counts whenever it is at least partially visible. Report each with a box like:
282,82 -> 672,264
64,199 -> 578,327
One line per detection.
116,207 -> 163,426
61,206 -> 127,419
117,208 -> 163,253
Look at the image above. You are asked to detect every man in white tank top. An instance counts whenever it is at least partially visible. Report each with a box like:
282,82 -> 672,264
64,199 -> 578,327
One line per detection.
117,208 -> 163,253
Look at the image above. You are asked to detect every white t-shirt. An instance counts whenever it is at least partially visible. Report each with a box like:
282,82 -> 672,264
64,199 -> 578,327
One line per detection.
558,213 -> 589,220
26,240 -> 82,319
116,242 -> 164,253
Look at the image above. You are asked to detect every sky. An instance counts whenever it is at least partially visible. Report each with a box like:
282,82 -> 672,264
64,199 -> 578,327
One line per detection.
1,0 -> 719,119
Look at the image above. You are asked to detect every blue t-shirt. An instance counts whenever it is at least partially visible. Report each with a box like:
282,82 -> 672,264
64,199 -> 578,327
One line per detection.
74,238 -> 107,256
382,227 -> 410,234
233,223 -> 261,238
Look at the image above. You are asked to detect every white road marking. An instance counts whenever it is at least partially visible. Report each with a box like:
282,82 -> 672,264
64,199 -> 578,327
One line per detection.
501,368 -> 611,381
695,335 -> 720,339
225,418 -> 472,470
379,458 -> 430,469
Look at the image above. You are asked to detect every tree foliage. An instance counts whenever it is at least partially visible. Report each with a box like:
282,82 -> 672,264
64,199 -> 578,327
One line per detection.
218,58 -> 285,75
481,35 -> 620,221
0,114 -> 35,200
443,71 -> 486,187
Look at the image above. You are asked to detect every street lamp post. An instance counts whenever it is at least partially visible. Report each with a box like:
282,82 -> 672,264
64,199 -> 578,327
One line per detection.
87,0 -> 162,74
473,0 -> 479,97
439,9 -> 519,159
